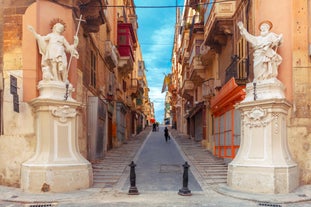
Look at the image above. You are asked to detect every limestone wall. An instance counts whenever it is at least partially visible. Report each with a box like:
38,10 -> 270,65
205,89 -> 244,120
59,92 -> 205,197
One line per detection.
0,134 -> 35,187
288,0 -> 311,185
0,1 -> 36,186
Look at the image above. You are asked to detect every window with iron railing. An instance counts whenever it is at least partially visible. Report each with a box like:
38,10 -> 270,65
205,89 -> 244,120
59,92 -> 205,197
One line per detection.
225,38 -> 248,84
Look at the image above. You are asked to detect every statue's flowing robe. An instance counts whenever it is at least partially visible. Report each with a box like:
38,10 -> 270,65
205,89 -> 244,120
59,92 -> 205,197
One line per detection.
241,30 -> 282,81
36,33 -> 70,72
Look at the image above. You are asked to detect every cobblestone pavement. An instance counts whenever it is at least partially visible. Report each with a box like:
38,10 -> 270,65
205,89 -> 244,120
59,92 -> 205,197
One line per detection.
1,126 -> 311,206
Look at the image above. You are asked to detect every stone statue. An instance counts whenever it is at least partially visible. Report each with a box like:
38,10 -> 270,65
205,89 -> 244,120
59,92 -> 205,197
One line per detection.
237,20 -> 283,82
28,21 -> 79,82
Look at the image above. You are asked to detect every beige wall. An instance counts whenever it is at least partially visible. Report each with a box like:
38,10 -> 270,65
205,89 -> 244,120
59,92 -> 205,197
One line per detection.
0,1 -> 37,186
289,0 -> 311,184
0,0 -> 87,187
253,0 -> 311,185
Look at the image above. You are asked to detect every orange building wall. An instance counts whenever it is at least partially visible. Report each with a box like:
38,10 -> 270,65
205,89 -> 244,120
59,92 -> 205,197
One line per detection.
253,0 -> 293,101
23,1 -> 78,102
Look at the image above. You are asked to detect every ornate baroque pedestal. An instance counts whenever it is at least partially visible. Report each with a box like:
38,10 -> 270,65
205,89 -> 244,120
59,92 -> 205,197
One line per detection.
21,81 -> 93,192
227,79 -> 298,194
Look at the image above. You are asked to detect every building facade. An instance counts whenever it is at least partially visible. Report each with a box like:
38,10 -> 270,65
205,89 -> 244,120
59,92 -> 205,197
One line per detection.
0,0 -> 154,189
170,0 -> 311,187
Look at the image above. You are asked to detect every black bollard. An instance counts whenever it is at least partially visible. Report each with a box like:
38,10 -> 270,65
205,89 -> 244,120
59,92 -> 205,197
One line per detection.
178,161 -> 192,196
128,161 -> 139,195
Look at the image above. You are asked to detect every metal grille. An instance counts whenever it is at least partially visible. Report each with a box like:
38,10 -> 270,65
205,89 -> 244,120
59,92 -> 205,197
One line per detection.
25,203 -> 57,207
258,202 -> 282,207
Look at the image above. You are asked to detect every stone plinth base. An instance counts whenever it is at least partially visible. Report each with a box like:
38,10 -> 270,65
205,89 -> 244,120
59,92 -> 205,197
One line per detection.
37,80 -> 74,101
228,97 -> 298,194
243,78 -> 285,102
21,163 -> 92,193
21,97 -> 93,193
227,165 -> 298,194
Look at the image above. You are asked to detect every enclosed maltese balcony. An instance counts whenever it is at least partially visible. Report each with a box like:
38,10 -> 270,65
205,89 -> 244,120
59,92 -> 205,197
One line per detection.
117,23 -> 137,76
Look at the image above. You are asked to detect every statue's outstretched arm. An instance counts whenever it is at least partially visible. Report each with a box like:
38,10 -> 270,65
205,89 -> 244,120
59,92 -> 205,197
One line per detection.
27,25 -> 39,39
237,21 -> 257,45
27,25 -> 48,55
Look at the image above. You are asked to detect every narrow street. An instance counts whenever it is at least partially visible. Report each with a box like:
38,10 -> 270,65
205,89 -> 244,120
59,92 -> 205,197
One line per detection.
121,125 -> 201,191
92,125 -> 227,193
1,126 -> 311,206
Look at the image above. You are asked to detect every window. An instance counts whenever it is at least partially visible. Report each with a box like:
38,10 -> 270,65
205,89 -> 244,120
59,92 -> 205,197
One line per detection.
91,51 -> 96,88
123,80 -> 126,92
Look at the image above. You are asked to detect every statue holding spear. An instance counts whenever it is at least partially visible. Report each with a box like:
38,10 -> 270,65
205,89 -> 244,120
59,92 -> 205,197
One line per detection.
28,15 -> 85,83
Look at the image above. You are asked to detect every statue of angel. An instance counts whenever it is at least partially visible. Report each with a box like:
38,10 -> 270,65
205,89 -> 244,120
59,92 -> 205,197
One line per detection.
237,20 -> 283,82
28,21 -> 79,82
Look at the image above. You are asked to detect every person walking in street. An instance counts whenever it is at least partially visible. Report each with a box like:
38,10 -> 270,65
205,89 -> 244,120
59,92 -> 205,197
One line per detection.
164,127 -> 170,142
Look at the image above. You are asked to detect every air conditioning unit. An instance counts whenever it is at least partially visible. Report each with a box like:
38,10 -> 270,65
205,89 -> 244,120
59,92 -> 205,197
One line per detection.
104,40 -> 118,71
214,79 -> 222,90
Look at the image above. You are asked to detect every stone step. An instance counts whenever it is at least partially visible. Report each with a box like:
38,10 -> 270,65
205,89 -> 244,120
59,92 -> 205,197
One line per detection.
203,170 -> 227,174
204,179 -> 227,184
197,165 -> 226,168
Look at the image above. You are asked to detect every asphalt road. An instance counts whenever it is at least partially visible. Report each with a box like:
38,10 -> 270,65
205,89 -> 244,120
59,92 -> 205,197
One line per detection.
122,126 -> 201,192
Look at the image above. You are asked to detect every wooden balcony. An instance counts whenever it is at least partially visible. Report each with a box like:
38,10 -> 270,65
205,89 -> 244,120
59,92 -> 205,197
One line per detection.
117,23 -> 136,76
203,0 -> 236,52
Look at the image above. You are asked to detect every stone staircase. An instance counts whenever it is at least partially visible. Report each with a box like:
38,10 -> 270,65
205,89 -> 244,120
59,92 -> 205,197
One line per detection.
172,133 -> 228,189
92,127 -> 228,191
91,127 -> 151,190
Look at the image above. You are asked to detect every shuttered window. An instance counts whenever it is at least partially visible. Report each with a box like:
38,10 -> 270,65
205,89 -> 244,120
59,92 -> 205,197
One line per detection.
90,51 -> 97,88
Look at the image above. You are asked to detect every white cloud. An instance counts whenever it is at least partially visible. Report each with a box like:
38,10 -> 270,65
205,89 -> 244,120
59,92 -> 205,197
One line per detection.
148,86 -> 167,121
143,23 -> 174,121
136,1 -> 178,121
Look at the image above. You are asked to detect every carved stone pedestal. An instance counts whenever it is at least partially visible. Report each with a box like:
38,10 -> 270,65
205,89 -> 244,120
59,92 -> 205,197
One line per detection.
243,78 -> 286,102
227,97 -> 299,194
21,83 -> 92,193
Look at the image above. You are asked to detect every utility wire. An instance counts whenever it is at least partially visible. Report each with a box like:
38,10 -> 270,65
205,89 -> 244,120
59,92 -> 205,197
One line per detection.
80,0 -> 235,9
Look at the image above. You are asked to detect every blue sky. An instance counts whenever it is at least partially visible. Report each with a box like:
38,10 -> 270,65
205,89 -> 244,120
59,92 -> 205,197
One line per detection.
135,0 -> 184,123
